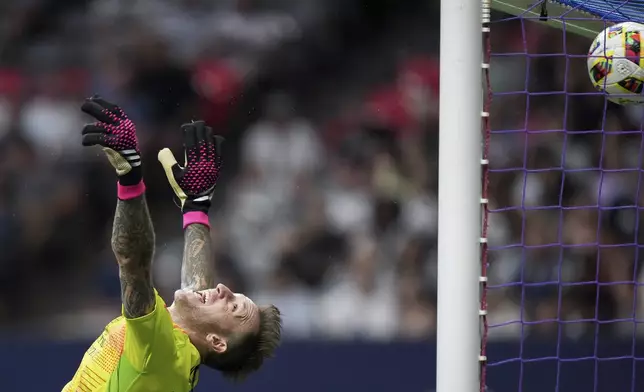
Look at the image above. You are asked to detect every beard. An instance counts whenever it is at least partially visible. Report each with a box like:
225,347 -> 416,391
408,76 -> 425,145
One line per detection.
172,291 -> 214,336
171,289 -> 235,341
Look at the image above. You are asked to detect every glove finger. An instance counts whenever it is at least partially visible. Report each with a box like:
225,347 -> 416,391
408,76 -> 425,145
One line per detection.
158,147 -> 179,170
181,123 -> 199,159
82,123 -> 105,136
204,127 -> 215,160
82,132 -> 104,147
90,96 -> 119,112
191,120 -> 207,144
81,100 -> 117,124
195,123 -> 208,160
171,164 -> 185,184
159,148 -> 185,181
158,148 -> 188,200
194,121 -> 206,140
192,120 -> 206,128
213,135 -> 225,156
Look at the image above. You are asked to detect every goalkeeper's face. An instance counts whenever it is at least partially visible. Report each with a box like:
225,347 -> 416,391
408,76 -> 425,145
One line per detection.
172,283 -> 260,352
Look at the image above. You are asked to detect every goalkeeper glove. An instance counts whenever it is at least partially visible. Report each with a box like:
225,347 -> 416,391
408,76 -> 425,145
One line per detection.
157,121 -> 223,228
81,96 -> 144,198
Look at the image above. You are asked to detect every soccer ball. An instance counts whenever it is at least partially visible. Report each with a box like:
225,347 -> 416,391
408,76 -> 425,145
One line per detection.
587,22 -> 644,105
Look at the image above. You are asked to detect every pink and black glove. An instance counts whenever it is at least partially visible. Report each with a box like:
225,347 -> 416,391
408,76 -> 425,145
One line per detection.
157,121 -> 223,228
81,96 -> 145,199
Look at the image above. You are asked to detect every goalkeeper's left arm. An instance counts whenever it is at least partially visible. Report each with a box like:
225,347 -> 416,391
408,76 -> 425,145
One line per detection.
81,96 -> 156,318
158,121 -> 224,291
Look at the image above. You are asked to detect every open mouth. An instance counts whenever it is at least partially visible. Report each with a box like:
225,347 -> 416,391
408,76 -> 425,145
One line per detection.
196,291 -> 207,304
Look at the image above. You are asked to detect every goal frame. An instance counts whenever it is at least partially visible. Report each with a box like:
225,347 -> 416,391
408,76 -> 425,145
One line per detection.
491,0 -> 611,38
437,1 -> 617,391
436,0 -> 483,391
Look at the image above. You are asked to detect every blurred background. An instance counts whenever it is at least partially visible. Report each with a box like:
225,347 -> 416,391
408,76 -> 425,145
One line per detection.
1,0 -> 644,390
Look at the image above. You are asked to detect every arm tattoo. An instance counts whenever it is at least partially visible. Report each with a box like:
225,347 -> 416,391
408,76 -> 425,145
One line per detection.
120,264 -> 154,318
181,223 -> 215,291
112,196 -> 156,318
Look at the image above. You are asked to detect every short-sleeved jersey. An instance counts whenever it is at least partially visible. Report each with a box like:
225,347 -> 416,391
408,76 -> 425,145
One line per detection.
62,290 -> 202,392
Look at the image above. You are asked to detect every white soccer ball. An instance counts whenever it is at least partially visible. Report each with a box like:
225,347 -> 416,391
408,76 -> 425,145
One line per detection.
587,22 -> 644,105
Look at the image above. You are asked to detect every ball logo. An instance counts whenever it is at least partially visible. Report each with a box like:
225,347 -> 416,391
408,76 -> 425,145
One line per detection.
616,62 -> 631,75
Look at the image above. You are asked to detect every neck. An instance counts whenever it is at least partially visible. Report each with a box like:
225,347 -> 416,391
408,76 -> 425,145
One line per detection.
166,305 -> 208,360
167,304 -> 181,325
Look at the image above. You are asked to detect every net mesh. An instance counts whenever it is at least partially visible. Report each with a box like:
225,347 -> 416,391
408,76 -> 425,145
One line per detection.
483,1 -> 644,391
553,0 -> 644,23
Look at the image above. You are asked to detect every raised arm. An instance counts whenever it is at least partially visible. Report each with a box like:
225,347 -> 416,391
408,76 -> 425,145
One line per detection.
81,96 -> 155,318
181,223 -> 215,291
157,121 -> 223,292
112,196 -> 155,317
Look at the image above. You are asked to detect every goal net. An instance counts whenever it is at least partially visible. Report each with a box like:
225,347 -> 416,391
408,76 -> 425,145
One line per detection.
482,1 -> 644,391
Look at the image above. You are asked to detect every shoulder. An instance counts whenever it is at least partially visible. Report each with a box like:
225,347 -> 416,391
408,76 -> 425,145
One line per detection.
123,290 -> 166,322
172,326 -> 202,375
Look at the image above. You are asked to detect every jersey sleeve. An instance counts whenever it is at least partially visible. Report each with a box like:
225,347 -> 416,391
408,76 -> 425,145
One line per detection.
122,290 -> 176,372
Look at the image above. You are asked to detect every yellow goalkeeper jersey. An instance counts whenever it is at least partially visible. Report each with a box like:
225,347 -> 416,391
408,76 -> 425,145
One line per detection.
62,290 -> 202,392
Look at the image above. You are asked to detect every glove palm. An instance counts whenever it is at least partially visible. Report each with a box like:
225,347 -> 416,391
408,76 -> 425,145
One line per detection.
158,121 -> 223,213
81,96 -> 141,185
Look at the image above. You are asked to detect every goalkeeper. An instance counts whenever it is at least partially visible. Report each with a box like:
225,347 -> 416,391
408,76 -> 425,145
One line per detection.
63,97 -> 282,392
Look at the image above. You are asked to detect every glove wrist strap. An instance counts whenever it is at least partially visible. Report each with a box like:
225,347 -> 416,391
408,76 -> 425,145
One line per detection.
118,180 -> 146,200
183,211 -> 210,229
183,199 -> 211,214
118,166 -> 143,186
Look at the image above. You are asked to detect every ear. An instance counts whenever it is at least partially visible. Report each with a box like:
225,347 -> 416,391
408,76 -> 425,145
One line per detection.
206,333 -> 227,354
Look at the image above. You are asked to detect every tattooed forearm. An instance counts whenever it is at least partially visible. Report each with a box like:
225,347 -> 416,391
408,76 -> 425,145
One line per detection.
120,264 -> 154,318
112,196 -> 156,318
181,223 -> 215,291
112,196 -> 155,266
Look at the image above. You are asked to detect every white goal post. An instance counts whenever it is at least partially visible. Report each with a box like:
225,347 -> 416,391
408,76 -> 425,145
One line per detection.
436,1 -> 622,391
436,1 -> 614,391
436,0 -> 483,391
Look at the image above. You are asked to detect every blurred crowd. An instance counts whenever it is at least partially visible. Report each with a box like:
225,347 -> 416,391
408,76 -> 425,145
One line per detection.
1,0 -> 644,342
